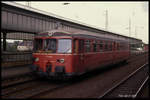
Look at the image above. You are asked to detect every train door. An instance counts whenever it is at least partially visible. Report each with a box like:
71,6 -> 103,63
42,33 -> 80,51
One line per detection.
73,39 -> 85,73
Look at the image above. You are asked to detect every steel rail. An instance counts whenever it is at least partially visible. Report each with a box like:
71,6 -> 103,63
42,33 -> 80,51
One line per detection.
98,63 -> 148,98
134,76 -> 149,98
2,73 -> 36,88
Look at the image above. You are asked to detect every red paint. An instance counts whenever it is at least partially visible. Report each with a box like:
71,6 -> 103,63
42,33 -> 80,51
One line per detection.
32,31 -> 130,77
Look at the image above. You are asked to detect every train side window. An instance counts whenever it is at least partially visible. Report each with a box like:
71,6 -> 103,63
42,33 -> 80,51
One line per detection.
108,42 -> 111,51
124,43 -> 127,50
123,43 -> 125,50
111,42 -> 113,51
85,40 -> 91,52
105,41 -> 108,51
109,42 -> 111,51
99,41 -> 103,52
126,43 -> 129,50
113,42 -> 116,50
117,43 -> 120,50
107,42 -> 110,51
124,43 -> 126,50
116,42 -> 118,51
120,43 -> 122,50
116,43 -> 118,50
110,42 -> 112,51
93,40 -> 97,52
96,41 -> 99,52
79,40 -> 84,53
121,43 -> 126,50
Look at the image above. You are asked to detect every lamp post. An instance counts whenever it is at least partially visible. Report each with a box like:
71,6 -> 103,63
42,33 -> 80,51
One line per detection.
104,9 -> 108,31
102,9 -> 109,31
125,17 -> 131,51
125,17 -> 132,56
26,1 -> 31,7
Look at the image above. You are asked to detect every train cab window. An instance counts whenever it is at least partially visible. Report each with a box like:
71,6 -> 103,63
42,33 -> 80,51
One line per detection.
34,39 -> 43,52
57,39 -> 72,53
44,39 -> 57,53
85,40 -> 91,52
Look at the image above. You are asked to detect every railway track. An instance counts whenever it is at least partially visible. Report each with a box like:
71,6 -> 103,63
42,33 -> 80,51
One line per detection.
31,53 -> 148,98
2,73 -> 36,88
98,63 -> 149,98
1,65 -> 33,80
2,79 -> 70,99
136,79 -> 149,98
2,79 -> 37,96
1,52 -> 148,98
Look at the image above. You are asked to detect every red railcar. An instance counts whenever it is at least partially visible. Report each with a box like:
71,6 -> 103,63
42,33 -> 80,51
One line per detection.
31,30 -> 130,78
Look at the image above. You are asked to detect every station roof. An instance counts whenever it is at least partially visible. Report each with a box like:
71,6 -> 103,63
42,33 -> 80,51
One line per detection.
2,1 -> 142,42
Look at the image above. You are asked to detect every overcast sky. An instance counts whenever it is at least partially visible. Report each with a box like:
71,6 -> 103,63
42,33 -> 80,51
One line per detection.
15,1 -> 149,44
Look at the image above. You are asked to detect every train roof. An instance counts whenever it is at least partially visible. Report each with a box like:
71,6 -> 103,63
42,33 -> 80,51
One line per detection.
36,29 -> 129,42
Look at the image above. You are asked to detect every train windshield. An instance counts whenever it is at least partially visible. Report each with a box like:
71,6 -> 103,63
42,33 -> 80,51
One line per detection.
57,39 -> 72,53
34,38 -> 72,53
34,39 -> 43,52
44,39 -> 57,53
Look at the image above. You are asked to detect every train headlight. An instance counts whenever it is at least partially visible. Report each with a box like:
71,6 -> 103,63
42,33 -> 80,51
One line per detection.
35,58 -> 39,62
57,59 -> 65,63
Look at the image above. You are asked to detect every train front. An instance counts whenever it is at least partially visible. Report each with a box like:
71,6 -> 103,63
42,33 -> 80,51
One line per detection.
31,33 -> 74,79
